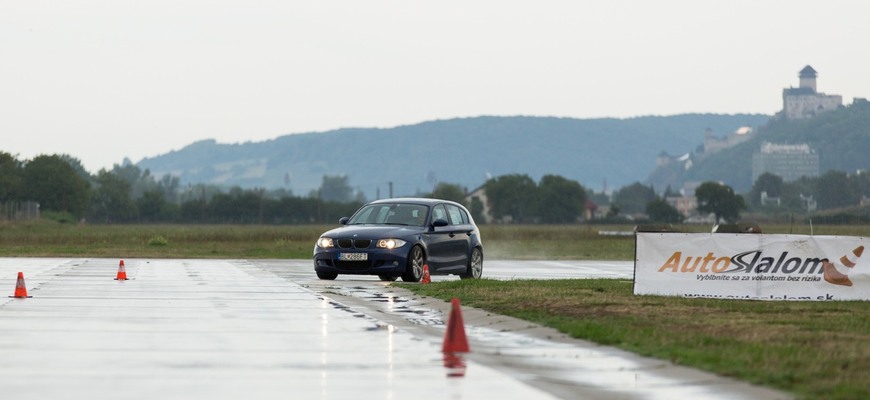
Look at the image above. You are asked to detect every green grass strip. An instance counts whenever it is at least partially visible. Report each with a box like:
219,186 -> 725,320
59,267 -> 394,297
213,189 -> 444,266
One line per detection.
399,279 -> 870,399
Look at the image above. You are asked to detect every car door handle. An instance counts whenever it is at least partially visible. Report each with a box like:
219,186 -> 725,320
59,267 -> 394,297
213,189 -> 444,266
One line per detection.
448,233 -> 456,238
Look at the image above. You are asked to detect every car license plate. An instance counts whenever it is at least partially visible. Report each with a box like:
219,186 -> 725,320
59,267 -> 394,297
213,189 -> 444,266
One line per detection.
339,252 -> 368,261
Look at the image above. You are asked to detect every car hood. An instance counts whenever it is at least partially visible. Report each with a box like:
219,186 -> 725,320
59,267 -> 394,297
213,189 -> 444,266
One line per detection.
320,225 -> 423,239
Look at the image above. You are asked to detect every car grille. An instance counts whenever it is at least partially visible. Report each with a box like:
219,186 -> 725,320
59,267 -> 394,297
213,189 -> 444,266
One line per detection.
336,239 -> 372,249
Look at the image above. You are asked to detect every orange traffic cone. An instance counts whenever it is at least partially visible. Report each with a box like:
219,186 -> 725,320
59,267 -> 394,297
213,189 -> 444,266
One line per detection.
443,352 -> 467,378
10,272 -> 31,298
421,264 -> 431,284
115,259 -> 128,281
442,298 -> 470,353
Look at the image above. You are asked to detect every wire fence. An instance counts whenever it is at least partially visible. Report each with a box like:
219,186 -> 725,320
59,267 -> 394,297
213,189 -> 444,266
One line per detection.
0,201 -> 40,221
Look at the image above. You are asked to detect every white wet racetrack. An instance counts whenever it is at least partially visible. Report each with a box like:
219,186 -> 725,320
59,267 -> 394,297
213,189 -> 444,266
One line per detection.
0,258 -> 790,400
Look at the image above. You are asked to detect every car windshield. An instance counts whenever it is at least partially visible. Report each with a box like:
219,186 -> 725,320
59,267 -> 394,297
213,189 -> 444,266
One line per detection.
347,203 -> 429,226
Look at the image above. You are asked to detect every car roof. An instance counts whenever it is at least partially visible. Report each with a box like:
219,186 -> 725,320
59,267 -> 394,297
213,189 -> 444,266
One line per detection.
367,197 -> 462,208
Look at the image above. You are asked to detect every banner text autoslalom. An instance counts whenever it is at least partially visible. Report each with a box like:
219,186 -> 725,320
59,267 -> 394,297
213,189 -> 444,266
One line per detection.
634,232 -> 867,301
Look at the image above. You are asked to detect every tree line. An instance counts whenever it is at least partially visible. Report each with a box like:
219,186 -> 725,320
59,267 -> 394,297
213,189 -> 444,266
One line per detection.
3,152 -> 866,225
1,152 -> 599,225
0,153 -> 362,224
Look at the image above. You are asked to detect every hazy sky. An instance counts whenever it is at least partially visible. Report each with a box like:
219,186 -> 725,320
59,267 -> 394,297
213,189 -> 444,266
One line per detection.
3,0 -> 869,173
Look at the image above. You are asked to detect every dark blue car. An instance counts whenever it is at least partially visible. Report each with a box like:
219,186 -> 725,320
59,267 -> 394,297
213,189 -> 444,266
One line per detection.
313,198 -> 483,281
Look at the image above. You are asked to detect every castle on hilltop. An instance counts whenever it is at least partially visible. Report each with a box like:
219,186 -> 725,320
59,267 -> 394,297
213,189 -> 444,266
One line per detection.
779,65 -> 842,120
752,66 -> 835,183
651,66 -> 842,218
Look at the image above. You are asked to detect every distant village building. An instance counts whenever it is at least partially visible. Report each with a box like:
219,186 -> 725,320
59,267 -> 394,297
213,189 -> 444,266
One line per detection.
465,186 -> 493,224
780,65 -> 842,120
760,191 -> 781,207
0,201 -> 40,221
584,200 -> 598,221
751,142 -> 820,183
665,196 -> 697,218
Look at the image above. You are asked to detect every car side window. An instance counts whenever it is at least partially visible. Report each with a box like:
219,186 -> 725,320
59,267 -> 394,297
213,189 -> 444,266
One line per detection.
432,205 -> 448,223
446,205 -> 465,225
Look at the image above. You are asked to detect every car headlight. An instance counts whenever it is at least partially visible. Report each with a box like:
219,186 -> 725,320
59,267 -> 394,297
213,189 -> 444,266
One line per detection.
377,239 -> 406,250
317,237 -> 334,248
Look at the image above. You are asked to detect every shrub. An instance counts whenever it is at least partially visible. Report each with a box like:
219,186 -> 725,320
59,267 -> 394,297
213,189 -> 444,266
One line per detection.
147,235 -> 169,246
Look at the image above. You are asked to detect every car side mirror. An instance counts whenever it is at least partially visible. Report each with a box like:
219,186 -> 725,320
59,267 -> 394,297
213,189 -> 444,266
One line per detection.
339,217 -> 349,225
432,218 -> 449,227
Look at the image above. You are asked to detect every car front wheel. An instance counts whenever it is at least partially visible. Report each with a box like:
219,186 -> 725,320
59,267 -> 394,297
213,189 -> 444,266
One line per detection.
460,247 -> 483,280
401,245 -> 425,282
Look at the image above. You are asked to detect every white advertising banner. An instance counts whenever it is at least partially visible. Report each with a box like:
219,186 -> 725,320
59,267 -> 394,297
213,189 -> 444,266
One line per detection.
634,232 -> 868,301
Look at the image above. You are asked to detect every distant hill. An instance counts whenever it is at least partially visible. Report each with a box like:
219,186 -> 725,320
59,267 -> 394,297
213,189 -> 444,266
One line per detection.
136,114 -> 770,199
647,101 -> 870,193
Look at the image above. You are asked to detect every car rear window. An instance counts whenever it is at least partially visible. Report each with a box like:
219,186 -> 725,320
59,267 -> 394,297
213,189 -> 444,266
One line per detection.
446,204 -> 467,225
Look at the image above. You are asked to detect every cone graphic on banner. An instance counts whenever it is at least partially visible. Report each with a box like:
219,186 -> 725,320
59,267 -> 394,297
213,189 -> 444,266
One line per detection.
823,246 -> 864,287
442,298 -> 470,353
823,259 -> 852,287
421,264 -> 431,284
10,272 -> 30,298
115,260 -> 128,281
839,246 -> 864,268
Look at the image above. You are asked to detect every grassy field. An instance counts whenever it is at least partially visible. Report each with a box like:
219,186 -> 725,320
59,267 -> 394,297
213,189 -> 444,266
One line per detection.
3,219 -> 868,259
0,221 -> 327,258
400,279 -> 870,399
3,220 -> 870,398
0,221 -> 645,259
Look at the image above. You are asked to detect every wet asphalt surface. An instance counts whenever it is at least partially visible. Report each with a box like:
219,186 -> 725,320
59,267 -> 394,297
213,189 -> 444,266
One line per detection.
0,258 -> 789,399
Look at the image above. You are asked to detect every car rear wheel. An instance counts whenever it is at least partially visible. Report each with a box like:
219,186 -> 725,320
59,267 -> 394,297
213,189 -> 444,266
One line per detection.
317,271 -> 338,280
460,247 -> 483,280
378,275 -> 398,281
401,245 -> 425,282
